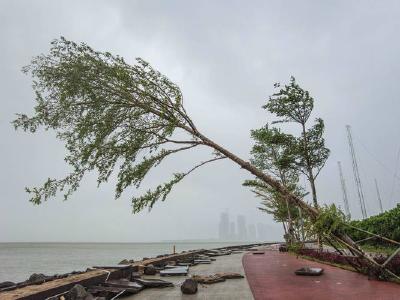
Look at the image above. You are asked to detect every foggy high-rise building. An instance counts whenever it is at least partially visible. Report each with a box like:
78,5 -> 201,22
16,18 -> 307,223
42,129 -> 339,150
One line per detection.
237,215 -> 247,241
248,224 -> 256,241
218,212 -> 230,240
257,223 -> 268,241
229,221 -> 236,240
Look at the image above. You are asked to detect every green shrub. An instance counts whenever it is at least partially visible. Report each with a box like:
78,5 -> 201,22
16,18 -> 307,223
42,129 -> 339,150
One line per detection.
346,204 -> 400,246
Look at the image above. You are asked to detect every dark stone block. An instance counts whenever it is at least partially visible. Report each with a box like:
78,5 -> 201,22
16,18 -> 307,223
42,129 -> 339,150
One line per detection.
144,264 -> 157,275
181,279 -> 198,294
0,281 -> 15,289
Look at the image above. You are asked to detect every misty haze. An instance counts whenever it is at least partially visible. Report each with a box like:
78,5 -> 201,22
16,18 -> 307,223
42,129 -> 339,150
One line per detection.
1,1 -> 400,299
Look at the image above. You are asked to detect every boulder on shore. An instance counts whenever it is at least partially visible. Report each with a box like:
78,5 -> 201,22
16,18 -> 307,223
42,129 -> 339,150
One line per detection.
0,281 -> 15,289
181,279 -> 198,294
27,273 -> 47,283
118,259 -> 129,265
166,260 -> 176,266
69,284 -> 94,300
144,264 -> 157,275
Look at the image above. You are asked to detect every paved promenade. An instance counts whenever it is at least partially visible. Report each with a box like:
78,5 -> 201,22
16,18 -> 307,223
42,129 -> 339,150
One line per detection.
243,250 -> 400,300
129,252 -> 253,300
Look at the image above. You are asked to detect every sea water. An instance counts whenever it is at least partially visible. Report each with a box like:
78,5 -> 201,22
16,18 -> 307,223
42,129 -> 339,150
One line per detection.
0,241 -> 250,282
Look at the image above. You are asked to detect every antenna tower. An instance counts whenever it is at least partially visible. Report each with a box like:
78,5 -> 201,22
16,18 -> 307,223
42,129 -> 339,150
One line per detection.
374,178 -> 383,214
337,161 -> 351,218
346,125 -> 367,218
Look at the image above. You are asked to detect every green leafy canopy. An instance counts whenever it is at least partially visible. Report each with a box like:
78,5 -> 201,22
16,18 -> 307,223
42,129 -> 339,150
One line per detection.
13,37 -> 227,213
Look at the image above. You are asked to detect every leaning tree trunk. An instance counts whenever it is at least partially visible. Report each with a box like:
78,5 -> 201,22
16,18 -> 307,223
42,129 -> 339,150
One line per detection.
191,129 -> 396,280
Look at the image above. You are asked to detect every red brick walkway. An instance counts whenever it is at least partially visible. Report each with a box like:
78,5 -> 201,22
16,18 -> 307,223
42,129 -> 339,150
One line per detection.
242,250 -> 400,300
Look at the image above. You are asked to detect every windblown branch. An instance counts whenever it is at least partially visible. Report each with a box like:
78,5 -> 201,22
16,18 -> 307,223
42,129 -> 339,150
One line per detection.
14,38 -> 399,281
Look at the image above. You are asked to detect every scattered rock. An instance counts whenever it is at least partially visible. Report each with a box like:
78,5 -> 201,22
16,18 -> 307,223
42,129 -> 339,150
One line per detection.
294,267 -> 324,276
215,272 -> 244,279
181,279 -> 198,294
160,266 -> 189,276
0,281 -> 15,289
144,264 -> 157,275
130,272 -> 141,280
191,274 -> 226,284
69,284 -> 94,300
134,278 -> 173,288
142,257 -> 149,261
129,259 -> 135,263
137,264 -> 145,274
104,279 -> 143,293
118,259 -> 129,265
27,273 -> 47,283
166,260 -> 176,266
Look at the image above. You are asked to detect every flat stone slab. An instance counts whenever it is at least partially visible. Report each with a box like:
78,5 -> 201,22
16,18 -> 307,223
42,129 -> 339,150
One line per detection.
295,267 -> 324,276
134,278 -> 173,288
104,279 -> 143,291
92,265 -> 131,270
194,259 -> 212,264
191,274 -> 226,284
160,266 -> 189,276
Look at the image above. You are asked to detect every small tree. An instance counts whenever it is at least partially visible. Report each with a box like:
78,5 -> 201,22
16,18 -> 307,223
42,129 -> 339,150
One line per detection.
264,77 -> 330,209
244,125 -> 302,243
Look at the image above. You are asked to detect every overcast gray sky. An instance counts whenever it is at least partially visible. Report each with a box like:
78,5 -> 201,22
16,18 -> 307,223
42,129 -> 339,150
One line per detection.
1,0 -> 400,242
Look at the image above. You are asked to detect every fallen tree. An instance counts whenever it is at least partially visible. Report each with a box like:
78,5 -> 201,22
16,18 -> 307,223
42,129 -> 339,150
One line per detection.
13,37 -> 399,281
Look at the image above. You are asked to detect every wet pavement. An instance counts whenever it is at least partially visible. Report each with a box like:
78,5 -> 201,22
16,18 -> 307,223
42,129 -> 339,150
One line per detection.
128,252 -> 253,300
243,250 -> 400,300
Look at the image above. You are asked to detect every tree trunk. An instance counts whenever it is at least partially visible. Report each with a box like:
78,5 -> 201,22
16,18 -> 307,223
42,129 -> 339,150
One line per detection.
194,131 -> 318,216
309,171 -> 318,209
280,173 -> 294,244
184,128 -> 397,280
282,222 -> 287,235
300,123 -> 321,248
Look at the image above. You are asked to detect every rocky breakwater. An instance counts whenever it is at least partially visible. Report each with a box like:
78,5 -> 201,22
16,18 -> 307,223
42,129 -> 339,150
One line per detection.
0,243 -> 267,300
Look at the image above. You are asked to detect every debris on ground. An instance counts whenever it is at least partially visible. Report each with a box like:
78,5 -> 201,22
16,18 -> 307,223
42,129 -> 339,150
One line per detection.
215,272 -> 244,279
160,266 -> 189,276
134,278 -> 173,288
69,284 -> 94,300
295,267 -> 324,276
181,279 -> 198,294
144,264 -> 157,275
191,274 -> 226,284
0,243 -> 264,298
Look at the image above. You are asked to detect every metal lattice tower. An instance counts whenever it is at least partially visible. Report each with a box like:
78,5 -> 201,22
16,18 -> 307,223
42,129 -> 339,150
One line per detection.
346,125 -> 367,219
374,178 -> 383,214
337,161 -> 351,218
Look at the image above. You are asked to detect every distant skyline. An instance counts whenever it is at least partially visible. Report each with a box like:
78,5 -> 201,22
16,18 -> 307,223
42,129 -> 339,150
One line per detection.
219,212 -> 269,241
1,0 -> 400,242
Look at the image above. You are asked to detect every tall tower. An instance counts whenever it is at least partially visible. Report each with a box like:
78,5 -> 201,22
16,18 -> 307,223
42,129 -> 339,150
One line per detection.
346,125 -> 367,218
374,178 -> 384,214
337,161 -> 351,218
237,215 -> 247,241
218,212 -> 230,240
229,221 -> 236,240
